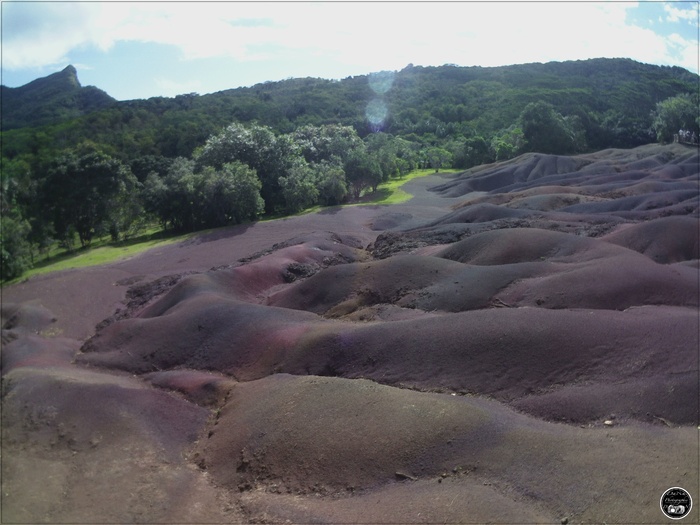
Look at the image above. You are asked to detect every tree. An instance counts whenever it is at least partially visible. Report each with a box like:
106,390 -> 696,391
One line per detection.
0,213 -> 33,281
651,93 -> 699,143
562,115 -> 588,152
365,132 -> 402,181
107,185 -> 145,241
278,160 -> 319,213
143,158 -> 264,230
490,126 -> 526,161
142,171 -> 171,229
153,157 -> 201,231
460,136 -> 492,168
425,147 -> 453,172
1,164 -> 34,280
195,122 -> 299,213
392,137 -> 421,176
519,101 -> 581,155
130,155 -> 174,182
315,160 -> 348,205
1,155 -> 54,264
291,124 -> 363,164
344,148 -> 382,199
202,162 -> 265,226
42,148 -> 139,246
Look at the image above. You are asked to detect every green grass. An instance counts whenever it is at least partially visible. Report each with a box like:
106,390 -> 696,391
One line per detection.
7,227 -> 195,284
307,167 -> 461,210
7,168 -> 460,283
263,168 -> 460,219
360,168 -> 460,205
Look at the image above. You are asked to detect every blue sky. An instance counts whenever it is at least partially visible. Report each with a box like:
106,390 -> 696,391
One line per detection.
1,1 -> 698,101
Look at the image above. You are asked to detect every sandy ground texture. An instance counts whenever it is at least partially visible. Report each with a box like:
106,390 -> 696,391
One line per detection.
2,143 -> 699,524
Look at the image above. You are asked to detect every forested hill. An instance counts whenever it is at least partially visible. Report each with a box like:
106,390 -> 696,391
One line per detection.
1,65 -> 116,131
2,57 -> 699,282
2,58 -> 697,163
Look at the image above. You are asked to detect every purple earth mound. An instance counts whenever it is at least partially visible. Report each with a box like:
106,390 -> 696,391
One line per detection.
2,143 -> 698,523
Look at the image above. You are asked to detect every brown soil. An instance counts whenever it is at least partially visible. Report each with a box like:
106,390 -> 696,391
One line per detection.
2,143 -> 698,524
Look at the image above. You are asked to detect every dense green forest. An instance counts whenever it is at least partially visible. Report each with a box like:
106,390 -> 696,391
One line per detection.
2,58 -> 699,281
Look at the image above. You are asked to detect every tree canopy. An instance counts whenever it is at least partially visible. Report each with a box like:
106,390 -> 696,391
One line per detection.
651,93 -> 700,143
41,146 -> 140,247
519,101 -> 585,155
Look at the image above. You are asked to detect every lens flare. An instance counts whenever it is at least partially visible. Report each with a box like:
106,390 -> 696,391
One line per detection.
365,98 -> 388,131
368,70 -> 395,95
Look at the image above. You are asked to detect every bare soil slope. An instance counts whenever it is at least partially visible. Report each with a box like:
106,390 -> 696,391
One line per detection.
2,143 -> 698,524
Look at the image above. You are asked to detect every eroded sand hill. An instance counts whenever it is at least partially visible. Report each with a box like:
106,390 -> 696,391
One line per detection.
2,143 -> 698,523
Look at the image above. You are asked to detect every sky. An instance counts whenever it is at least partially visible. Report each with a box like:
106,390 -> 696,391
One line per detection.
1,1 -> 698,101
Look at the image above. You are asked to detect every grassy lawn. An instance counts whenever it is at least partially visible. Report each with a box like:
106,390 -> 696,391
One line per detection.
7,168 -> 459,283
358,168 -> 460,205
273,168 -> 461,217
7,228 -> 195,284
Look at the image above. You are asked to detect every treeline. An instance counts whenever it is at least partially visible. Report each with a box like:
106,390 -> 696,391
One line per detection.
2,58 -> 699,281
3,59 -> 698,165
5,87 -> 698,282
1,122 -> 443,280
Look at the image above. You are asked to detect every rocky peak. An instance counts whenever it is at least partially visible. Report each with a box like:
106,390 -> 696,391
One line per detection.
1,65 -> 115,130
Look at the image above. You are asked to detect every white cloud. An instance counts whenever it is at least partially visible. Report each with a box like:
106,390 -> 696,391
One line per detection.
1,1 -> 698,76
668,32 -> 691,48
664,4 -> 698,24
0,2 -> 101,69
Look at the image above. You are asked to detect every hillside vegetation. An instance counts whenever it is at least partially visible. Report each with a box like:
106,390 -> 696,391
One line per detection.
3,59 -> 697,159
1,65 -> 115,131
2,58 -> 698,281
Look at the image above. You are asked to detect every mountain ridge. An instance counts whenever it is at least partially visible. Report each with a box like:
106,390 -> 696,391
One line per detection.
1,65 -> 116,130
2,58 -> 697,159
